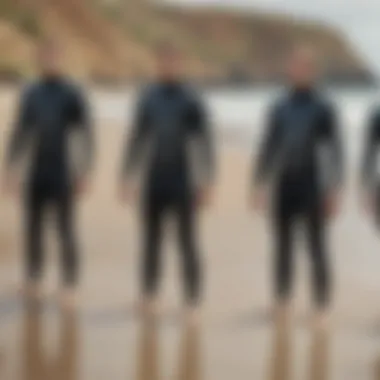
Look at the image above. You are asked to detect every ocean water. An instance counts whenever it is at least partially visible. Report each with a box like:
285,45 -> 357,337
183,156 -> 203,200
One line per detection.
93,87 -> 380,156
94,87 -> 380,126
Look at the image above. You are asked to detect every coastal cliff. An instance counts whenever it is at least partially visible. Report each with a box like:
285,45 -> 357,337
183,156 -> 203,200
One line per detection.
0,0 -> 373,85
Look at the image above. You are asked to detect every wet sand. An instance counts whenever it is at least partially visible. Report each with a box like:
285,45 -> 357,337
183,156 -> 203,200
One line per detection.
0,88 -> 380,379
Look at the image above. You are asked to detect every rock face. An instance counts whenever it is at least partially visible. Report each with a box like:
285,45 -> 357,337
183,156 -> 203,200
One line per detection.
156,5 -> 374,85
0,0 -> 374,85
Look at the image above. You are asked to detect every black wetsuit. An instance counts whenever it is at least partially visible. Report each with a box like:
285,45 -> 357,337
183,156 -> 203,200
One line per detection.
254,88 -> 343,308
361,109 -> 380,225
121,81 -> 214,305
6,76 -> 93,286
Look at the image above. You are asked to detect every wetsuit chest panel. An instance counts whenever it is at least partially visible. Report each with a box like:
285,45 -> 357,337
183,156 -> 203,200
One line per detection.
281,101 -> 319,150
150,95 -> 187,135
29,84 -> 73,186
149,93 -> 189,164
145,88 -> 194,193
33,87 -> 71,138
275,99 -> 324,204
278,99 -> 321,175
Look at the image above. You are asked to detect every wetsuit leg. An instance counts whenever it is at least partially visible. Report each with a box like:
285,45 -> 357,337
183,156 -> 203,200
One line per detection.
141,192 -> 166,299
304,201 -> 331,309
375,185 -> 380,228
273,192 -> 297,305
175,192 -> 201,305
55,192 -> 78,286
24,189 -> 46,283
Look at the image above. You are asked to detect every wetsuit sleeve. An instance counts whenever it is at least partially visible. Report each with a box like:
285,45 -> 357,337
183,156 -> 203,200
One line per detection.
120,92 -> 151,182
5,87 -> 35,169
319,104 -> 344,190
70,89 -> 94,177
188,97 -> 215,185
361,110 -> 380,191
254,103 -> 282,186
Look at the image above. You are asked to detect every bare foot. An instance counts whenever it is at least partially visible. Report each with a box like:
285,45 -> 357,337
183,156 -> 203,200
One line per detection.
59,287 -> 78,312
312,310 -> 329,331
21,282 -> 43,304
273,300 -> 291,325
184,305 -> 201,327
136,297 -> 160,319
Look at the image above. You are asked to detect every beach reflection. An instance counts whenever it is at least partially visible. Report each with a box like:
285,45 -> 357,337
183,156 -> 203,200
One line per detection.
20,308 -> 79,380
308,327 -> 329,380
266,313 -> 293,380
135,319 -> 202,380
266,313 -> 330,380
175,323 -> 202,380
21,308 -> 45,380
135,320 -> 161,380
375,354 -> 380,380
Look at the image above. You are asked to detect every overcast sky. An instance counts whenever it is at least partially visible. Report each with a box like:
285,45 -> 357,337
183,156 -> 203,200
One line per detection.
162,0 -> 380,73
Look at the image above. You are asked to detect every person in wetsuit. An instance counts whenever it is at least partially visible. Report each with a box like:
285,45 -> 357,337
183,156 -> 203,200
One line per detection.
251,46 -> 344,327
119,42 -> 214,321
361,110 -> 380,224
2,39 -> 94,309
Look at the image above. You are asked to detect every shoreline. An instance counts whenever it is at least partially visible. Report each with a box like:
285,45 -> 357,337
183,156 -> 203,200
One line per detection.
1,88 -> 380,378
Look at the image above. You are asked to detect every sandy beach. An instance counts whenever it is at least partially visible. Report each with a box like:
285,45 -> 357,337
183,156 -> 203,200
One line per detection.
1,87 -> 380,380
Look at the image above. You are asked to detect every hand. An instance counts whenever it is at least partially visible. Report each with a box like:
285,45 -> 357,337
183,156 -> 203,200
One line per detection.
118,182 -> 138,205
196,185 -> 213,209
250,185 -> 268,213
2,172 -> 20,197
75,177 -> 90,198
324,190 -> 341,219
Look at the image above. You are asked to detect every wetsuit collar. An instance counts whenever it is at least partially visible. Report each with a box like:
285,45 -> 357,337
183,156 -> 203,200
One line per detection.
41,73 -> 64,86
290,86 -> 315,101
159,79 -> 183,93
